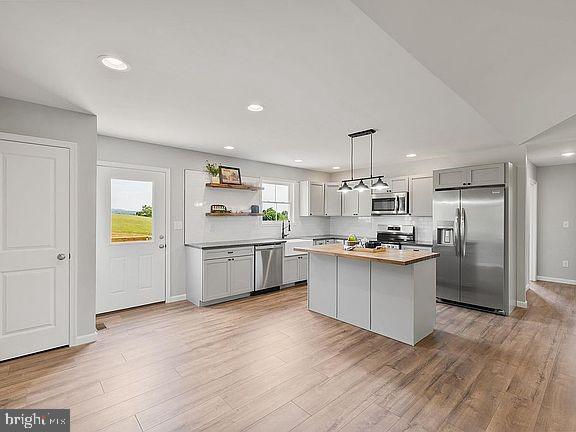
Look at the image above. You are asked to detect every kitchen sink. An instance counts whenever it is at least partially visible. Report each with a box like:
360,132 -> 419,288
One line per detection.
284,238 -> 313,256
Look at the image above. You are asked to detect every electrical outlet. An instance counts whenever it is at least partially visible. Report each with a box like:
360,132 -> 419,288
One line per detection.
563,221 -> 570,228
562,260 -> 569,268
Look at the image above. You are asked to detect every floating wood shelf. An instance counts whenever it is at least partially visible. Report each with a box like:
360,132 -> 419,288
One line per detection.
205,212 -> 264,217
205,183 -> 262,191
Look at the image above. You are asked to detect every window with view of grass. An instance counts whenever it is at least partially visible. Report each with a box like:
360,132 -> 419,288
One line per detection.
262,182 -> 291,222
110,179 -> 153,243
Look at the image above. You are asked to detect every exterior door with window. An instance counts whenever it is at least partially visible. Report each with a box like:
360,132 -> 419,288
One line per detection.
96,166 -> 166,313
0,140 -> 70,361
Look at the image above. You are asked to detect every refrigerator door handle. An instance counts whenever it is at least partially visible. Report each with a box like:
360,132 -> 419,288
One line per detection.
461,208 -> 467,257
454,208 -> 460,257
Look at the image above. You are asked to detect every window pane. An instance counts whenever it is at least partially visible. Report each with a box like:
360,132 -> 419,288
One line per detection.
276,203 -> 290,221
111,179 -> 153,243
262,183 -> 276,201
276,184 -> 289,202
262,202 -> 278,221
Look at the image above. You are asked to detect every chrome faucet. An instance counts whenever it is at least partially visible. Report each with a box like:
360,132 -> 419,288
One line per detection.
281,220 -> 291,239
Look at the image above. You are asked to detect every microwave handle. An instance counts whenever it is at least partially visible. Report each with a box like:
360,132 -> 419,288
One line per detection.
394,195 -> 399,213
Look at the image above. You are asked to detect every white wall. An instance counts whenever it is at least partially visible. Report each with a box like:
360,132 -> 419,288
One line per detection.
330,144 -> 529,304
98,135 -> 330,298
0,97 -> 97,338
537,164 -> 576,284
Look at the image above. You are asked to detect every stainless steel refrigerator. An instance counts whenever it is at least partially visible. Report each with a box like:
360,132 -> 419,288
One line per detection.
433,186 -> 507,313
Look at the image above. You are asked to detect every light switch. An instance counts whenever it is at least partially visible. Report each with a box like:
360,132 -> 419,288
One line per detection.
562,260 -> 569,268
563,221 -> 570,228
173,221 -> 183,230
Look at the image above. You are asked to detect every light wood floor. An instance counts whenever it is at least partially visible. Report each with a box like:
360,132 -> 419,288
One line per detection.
1,281 -> 576,432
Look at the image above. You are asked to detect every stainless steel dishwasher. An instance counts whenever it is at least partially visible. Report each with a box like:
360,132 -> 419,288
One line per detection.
254,243 -> 283,292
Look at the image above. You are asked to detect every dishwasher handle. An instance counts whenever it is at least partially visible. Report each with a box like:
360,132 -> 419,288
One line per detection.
255,244 -> 283,250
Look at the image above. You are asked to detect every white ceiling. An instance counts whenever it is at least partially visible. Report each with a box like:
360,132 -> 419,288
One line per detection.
352,0 -> 576,146
525,115 -> 576,166
0,0 -> 512,172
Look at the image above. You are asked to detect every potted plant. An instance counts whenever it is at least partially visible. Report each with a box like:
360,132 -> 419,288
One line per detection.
205,161 -> 220,184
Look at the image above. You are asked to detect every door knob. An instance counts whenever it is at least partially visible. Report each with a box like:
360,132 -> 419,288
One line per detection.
57,253 -> 67,260
159,244 -> 166,249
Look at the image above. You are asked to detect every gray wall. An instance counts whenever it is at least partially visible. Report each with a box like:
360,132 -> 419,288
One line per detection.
329,144 -> 529,305
537,164 -> 576,283
0,97 -> 97,338
98,135 -> 331,298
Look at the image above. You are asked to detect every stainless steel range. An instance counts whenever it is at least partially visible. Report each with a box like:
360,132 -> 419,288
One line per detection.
376,225 -> 415,249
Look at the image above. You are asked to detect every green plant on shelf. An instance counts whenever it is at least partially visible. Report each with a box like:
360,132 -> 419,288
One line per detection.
205,160 -> 220,177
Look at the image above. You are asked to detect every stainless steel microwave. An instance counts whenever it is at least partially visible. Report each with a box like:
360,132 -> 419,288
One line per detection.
371,192 -> 408,215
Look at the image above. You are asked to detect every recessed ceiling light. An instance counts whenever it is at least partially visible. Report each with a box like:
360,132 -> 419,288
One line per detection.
561,152 -> 575,157
405,153 -> 417,158
294,159 -> 303,163
332,166 -> 340,170
98,55 -> 130,71
223,146 -> 235,150
247,104 -> 264,112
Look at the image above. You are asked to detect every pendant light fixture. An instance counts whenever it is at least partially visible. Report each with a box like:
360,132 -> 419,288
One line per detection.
338,128 -> 389,193
338,135 -> 355,193
371,177 -> 389,190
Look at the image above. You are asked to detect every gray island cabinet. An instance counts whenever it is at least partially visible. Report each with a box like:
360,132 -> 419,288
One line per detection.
296,244 -> 439,346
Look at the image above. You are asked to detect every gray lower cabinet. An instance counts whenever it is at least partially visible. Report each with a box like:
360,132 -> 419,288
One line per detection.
337,258 -> 370,329
308,253 -> 337,317
186,246 -> 254,306
203,258 -> 230,301
283,254 -> 308,284
229,255 -> 254,295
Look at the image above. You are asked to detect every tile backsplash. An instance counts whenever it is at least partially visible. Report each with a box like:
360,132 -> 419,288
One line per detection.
330,215 -> 433,243
184,169 -> 432,244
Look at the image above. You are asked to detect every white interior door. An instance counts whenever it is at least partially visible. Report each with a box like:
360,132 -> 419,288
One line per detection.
97,166 -> 166,313
0,140 -> 70,361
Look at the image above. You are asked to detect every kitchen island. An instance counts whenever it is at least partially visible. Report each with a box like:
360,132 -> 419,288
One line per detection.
294,244 -> 439,346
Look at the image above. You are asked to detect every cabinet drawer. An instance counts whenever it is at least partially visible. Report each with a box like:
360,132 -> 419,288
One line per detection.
203,246 -> 254,260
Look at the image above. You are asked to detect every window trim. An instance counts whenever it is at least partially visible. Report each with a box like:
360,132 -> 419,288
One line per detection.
260,179 -> 294,225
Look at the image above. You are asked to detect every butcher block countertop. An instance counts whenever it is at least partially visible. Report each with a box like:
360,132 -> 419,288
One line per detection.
293,244 -> 439,266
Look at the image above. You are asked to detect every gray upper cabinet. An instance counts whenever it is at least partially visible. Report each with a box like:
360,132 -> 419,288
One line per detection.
341,181 -> 371,216
342,187 -> 359,216
433,167 -> 468,189
434,163 -> 505,189
390,178 -> 409,192
358,188 -> 372,216
324,182 -> 342,216
300,181 -> 325,216
409,176 -> 433,217
468,164 -> 505,186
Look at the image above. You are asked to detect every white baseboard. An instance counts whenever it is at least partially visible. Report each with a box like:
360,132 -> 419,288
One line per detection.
72,332 -> 97,346
166,294 -> 187,303
516,300 -> 528,308
537,276 -> 576,286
